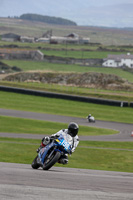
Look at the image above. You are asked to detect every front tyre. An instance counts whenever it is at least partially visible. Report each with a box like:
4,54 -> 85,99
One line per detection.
43,151 -> 61,170
31,155 -> 40,169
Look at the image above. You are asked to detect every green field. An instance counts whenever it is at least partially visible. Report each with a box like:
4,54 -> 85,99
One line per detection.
1,137 -> 133,172
0,91 -> 133,123
41,49 -> 123,59
3,59 -> 133,83
0,115 -> 118,136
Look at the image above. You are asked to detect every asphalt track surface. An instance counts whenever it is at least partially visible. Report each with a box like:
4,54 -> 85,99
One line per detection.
1,162 -> 133,200
0,108 -> 133,199
0,108 -> 133,141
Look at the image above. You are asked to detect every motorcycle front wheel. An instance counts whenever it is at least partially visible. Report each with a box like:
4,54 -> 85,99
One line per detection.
43,151 -> 61,170
31,155 -> 40,169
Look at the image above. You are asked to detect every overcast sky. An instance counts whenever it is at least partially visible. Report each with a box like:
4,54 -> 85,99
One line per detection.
0,0 -> 133,27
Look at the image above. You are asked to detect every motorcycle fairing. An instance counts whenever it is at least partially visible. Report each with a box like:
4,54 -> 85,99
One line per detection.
39,141 -> 55,163
38,134 -> 72,164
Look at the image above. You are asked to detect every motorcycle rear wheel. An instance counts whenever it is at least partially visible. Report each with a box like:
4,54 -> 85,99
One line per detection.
43,151 -> 61,170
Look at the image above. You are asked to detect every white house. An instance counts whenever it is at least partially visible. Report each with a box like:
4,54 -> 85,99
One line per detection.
103,53 -> 133,68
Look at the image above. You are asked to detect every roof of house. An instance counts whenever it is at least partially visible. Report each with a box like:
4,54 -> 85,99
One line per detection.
0,33 -> 20,38
66,33 -> 79,38
104,53 -> 133,62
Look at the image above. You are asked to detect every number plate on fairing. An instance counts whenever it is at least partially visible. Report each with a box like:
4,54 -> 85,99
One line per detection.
56,139 -> 70,150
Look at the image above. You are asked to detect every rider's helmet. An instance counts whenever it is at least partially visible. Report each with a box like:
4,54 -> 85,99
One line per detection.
68,122 -> 79,137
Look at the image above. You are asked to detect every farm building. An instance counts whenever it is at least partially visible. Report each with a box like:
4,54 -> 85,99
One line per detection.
0,33 -> 21,42
50,36 -> 79,44
103,53 -> 133,68
20,36 -> 35,43
50,33 -> 90,44
0,49 -> 44,60
79,37 -> 90,44
66,33 -> 90,44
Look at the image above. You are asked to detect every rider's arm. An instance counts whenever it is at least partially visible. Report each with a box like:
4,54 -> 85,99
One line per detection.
50,129 -> 63,139
72,135 -> 79,152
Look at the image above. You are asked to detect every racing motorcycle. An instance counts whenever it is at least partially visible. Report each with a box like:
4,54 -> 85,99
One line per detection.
88,116 -> 95,123
31,134 -> 72,170
86,114 -> 95,123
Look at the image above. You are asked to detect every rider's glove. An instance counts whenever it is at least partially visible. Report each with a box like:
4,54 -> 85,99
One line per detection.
50,135 -> 59,141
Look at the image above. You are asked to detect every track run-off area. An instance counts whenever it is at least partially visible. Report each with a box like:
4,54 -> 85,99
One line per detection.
0,108 -> 133,200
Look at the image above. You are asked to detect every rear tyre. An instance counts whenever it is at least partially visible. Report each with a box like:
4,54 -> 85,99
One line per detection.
43,151 -> 61,170
31,156 -> 40,169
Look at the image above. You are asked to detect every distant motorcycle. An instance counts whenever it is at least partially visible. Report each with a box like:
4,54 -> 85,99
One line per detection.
31,134 -> 72,170
86,114 -> 95,123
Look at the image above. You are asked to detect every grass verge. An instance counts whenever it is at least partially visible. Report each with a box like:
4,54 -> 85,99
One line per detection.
0,115 -> 118,136
0,91 -> 133,123
1,138 -> 133,173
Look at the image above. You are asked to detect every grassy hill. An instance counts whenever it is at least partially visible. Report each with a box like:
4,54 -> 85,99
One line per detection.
1,17 -> 133,45
0,17 -> 133,102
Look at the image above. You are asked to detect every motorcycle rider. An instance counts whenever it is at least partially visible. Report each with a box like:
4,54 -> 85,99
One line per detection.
37,122 -> 79,165
86,114 -> 95,122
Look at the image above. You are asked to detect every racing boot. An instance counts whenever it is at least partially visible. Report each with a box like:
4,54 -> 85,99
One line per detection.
58,158 -> 68,165
58,154 -> 68,165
